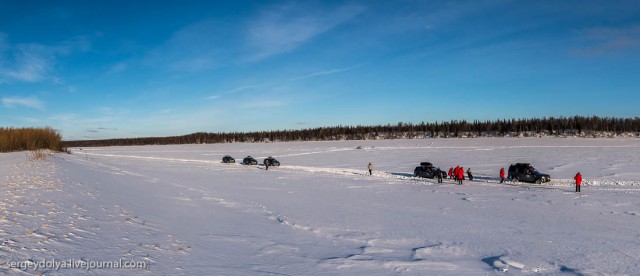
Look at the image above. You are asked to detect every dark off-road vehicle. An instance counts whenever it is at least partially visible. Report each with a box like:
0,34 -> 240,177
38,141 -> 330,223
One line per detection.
508,163 -> 551,184
222,155 -> 235,163
414,162 -> 446,179
242,156 -> 258,165
263,157 -> 280,167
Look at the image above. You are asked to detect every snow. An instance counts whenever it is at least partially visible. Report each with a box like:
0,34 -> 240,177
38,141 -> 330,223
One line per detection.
1,137 -> 640,275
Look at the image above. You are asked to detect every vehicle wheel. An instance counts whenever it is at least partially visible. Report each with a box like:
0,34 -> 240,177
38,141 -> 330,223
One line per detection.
512,177 -> 518,183
414,172 -> 418,177
535,178 -> 542,184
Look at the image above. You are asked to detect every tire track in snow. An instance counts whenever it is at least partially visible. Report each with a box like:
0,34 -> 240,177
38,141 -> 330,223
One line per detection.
76,151 -> 640,188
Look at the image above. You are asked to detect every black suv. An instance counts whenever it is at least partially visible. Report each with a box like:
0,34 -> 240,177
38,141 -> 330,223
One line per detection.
222,155 -> 235,163
242,156 -> 258,165
414,162 -> 446,178
508,163 -> 551,184
263,157 -> 280,167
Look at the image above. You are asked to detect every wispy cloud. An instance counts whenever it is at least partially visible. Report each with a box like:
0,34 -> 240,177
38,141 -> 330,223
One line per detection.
0,32 -> 8,60
86,127 -> 119,133
3,44 -> 53,82
0,35 -> 92,83
144,19 -> 228,72
244,3 -> 365,62
241,99 -> 287,109
292,66 -> 357,80
571,26 -> 640,57
2,96 -> 45,110
224,85 -> 259,94
207,85 -> 259,100
108,62 -> 128,74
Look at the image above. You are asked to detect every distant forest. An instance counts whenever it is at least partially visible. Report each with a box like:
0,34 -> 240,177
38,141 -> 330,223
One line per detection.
63,116 -> 640,148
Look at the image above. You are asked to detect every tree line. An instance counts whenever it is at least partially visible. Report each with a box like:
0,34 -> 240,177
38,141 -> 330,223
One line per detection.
0,127 -> 63,152
63,116 -> 640,148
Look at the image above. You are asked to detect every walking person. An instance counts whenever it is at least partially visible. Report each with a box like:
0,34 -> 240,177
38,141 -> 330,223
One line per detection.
368,162 -> 373,176
574,172 -> 582,192
466,168 -> 473,181
436,167 -> 443,183
448,167 -> 453,179
499,167 -> 505,183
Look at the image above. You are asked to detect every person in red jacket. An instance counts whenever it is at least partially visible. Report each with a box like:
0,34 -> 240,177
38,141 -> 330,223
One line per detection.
574,172 -> 582,192
500,167 -> 505,183
448,167 -> 453,179
454,165 -> 461,181
457,167 -> 465,185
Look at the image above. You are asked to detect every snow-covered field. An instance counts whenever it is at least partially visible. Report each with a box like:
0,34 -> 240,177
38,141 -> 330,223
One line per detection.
1,138 -> 640,275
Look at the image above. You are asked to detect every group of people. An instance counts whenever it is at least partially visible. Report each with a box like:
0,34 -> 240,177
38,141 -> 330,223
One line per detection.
445,166 -> 473,185
367,163 -> 584,193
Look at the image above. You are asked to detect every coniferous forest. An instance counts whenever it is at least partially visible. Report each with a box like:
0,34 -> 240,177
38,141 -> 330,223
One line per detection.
61,116 -> 640,148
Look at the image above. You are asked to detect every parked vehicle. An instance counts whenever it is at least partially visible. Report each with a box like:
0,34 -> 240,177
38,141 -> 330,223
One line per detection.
222,155 -> 235,163
263,157 -> 280,167
508,163 -> 551,184
414,162 -> 446,178
242,156 -> 258,165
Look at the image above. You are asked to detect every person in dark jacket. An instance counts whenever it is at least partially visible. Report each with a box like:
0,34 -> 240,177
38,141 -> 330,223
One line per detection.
368,162 -> 373,176
436,167 -> 443,183
574,172 -> 582,192
453,165 -> 460,180
499,167 -> 505,183
466,168 -> 473,181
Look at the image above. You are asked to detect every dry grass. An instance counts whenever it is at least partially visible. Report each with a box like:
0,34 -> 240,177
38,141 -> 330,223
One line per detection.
0,127 -> 62,152
26,149 -> 52,161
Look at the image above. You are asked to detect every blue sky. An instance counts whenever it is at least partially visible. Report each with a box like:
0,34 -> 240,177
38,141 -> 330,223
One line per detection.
1,0 -> 639,140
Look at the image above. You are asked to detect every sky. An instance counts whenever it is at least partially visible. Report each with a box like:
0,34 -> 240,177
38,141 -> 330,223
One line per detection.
1,0 -> 639,140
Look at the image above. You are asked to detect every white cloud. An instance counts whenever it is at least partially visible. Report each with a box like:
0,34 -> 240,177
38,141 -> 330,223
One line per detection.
2,96 -> 45,110
244,3 -> 365,62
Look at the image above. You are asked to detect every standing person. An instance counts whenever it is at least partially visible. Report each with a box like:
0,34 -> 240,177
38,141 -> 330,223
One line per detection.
265,159 -> 269,170
448,167 -> 453,179
436,167 -> 443,183
466,168 -> 473,181
368,162 -> 373,176
453,165 -> 460,180
500,167 -> 505,183
574,172 -> 582,192
457,166 -> 465,185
